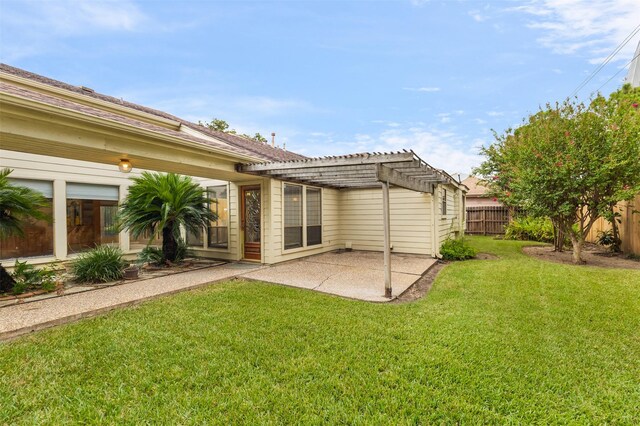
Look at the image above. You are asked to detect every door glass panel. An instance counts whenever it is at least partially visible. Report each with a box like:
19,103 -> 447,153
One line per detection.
245,189 -> 261,243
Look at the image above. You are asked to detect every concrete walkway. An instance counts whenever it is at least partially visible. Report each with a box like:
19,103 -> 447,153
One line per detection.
0,263 -> 262,341
240,251 -> 437,302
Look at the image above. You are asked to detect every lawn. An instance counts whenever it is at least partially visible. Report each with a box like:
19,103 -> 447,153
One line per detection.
1,237 -> 639,424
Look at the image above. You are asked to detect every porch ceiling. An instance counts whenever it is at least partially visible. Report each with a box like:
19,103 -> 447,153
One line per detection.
237,151 -> 459,193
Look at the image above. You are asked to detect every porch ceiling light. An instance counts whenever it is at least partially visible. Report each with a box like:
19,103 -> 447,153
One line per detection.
118,159 -> 132,173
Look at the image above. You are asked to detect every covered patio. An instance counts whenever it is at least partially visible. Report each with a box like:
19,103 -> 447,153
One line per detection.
237,150 -> 456,298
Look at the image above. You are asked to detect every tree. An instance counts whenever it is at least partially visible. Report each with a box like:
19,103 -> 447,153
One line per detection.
0,168 -> 50,292
200,118 -> 237,134
118,172 -> 217,263
476,86 -> 640,263
200,118 -> 268,143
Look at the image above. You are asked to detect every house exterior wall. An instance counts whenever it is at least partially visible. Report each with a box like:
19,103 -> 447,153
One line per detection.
338,187 -> 433,255
3,150 -> 468,264
1,149 -> 238,263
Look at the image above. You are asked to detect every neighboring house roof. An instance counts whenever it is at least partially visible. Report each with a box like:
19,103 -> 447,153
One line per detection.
0,63 -> 306,162
461,176 -> 490,197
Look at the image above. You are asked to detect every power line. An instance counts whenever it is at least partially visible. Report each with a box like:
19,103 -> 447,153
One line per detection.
568,23 -> 640,98
594,48 -> 640,93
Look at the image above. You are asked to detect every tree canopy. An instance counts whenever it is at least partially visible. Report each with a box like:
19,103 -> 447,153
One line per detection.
118,172 -> 217,263
199,118 -> 268,144
476,85 -> 640,263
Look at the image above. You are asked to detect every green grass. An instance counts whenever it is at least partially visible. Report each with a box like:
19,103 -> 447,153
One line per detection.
1,237 -> 639,424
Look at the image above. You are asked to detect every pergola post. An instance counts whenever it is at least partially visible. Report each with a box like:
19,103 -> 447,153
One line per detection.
382,179 -> 392,298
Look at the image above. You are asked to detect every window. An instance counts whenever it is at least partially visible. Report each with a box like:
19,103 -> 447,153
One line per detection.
0,179 -> 53,259
441,188 -> 447,215
66,183 -> 119,253
208,185 -> 228,248
306,187 -> 322,246
284,184 -> 303,249
186,227 -> 204,247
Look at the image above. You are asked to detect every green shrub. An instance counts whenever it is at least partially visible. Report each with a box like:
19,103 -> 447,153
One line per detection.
596,229 -> 622,252
9,260 -> 57,295
504,216 -> 554,243
71,245 -> 127,283
440,237 -> 477,261
138,239 -> 190,266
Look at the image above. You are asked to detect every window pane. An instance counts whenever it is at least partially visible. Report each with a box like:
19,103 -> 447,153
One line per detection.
208,184 -> 228,248
130,229 -> 162,250
187,227 -> 204,247
306,188 -> 322,246
0,179 -> 53,259
1,180 -> 53,259
67,197 -> 119,254
284,184 -> 302,249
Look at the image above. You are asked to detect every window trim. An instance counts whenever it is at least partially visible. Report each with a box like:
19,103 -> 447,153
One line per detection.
281,182 -> 324,253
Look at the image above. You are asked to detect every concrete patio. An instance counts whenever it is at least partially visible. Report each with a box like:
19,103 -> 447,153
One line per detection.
240,250 -> 437,302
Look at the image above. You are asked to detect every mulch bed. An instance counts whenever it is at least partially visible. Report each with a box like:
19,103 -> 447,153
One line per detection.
523,244 -> 640,270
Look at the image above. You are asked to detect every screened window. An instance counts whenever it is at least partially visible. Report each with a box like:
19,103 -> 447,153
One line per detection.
0,179 -> 53,259
208,184 -> 228,248
306,187 -> 322,246
66,183 -> 119,253
284,184 -> 303,249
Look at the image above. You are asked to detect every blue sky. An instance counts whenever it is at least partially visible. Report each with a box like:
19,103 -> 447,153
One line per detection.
1,0 -> 638,174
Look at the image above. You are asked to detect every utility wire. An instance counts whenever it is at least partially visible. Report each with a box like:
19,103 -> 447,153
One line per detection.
594,49 -> 640,93
568,23 -> 640,98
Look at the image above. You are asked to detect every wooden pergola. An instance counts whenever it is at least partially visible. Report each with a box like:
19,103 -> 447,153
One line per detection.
238,151 -> 458,298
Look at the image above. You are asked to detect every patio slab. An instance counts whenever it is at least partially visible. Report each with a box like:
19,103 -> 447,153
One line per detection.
241,251 -> 436,302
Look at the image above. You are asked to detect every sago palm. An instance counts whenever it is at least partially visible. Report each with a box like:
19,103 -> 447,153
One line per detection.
118,172 -> 217,263
0,168 -> 50,292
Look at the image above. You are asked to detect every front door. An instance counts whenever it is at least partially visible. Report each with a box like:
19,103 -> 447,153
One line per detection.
241,185 -> 261,261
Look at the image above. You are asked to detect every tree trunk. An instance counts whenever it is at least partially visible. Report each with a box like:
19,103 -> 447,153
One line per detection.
569,232 -> 586,264
0,263 -> 16,293
551,219 -> 564,252
610,210 -> 621,253
162,223 -> 177,263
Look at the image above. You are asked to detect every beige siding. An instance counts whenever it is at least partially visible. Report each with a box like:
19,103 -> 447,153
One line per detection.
437,184 -> 463,243
339,187 -> 432,255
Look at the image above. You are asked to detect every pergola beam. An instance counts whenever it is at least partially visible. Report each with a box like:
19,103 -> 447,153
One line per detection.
239,152 -> 415,172
376,164 -> 434,193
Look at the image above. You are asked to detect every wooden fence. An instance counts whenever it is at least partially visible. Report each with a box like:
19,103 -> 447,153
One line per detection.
586,195 -> 640,255
465,206 -> 511,235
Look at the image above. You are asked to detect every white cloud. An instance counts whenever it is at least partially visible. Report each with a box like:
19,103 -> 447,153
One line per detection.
508,0 -> 640,63
233,96 -> 317,116
473,118 -> 488,124
486,111 -> 504,117
469,10 -> 487,22
0,0 -> 148,61
403,87 -> 441,92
